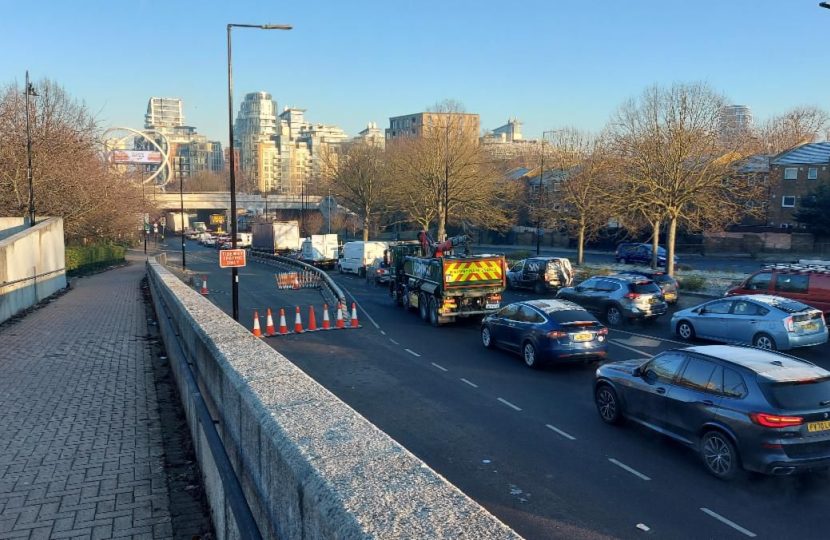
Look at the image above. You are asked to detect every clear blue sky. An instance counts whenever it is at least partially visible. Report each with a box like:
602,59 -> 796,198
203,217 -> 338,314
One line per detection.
3,1 -> 828,146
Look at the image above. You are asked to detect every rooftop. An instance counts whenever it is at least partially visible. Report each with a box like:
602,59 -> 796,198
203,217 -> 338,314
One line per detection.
686,345 -> 825,381
771,142 -> 830,166
524,298 -> 585,313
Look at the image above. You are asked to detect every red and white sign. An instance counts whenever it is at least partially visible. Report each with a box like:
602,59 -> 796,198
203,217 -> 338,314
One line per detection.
110,150 -> 162,164
219,249 -> 247,268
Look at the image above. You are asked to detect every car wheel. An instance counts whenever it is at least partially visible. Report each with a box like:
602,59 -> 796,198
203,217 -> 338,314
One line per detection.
753,333 -> 777,351
606,305 -> 624,326
419,294 -> 429,321
595,385 -> 622,425
534,281 -> 546,295
429,297 -> 441,327
481,325 -> 494,348
700,431 -> 740,481
677,320 -> 696,340
522,341 -> 540,369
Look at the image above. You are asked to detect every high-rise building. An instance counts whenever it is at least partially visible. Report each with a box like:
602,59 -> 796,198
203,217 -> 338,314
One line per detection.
234,92 -> 279,190
353,122 -> 385,148
720,105 -> 753,138
386,112 -> 480,142
145,98 -> 185,132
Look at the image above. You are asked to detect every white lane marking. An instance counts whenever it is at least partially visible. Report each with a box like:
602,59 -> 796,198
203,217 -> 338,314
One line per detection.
389,338 -> 400,345
545,424 -> 576,441
612,328 -> 687,346
497,398 -> 522,411
461,378 -> 478,388
341,284 -> 381,329
609,339 -> 654,358
700,508 -> 757,538
405,349 -> 420,357
431,362 -> 448,372
380,330 -> 386,335
608,458 -> 651,481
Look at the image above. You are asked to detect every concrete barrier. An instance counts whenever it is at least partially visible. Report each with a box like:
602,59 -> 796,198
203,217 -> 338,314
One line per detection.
0,217 -> 66,324
146,257 -> 522,539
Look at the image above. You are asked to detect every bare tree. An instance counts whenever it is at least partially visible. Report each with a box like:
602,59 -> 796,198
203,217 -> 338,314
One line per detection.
319,142 -> 392,241
183,170 -> 227,192
755,106 -> 829,154
0,78 -> 146,243
608,82 -> 765,275
304,211 -> 324,235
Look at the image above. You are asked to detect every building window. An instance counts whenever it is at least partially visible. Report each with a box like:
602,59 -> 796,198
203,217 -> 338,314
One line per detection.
781,196 -> 796,208
809,167 -> 818,179
784,167 -> 798,180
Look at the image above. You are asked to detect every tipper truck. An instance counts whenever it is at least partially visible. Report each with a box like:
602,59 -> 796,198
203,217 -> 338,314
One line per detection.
389,232 -> 506,326
252,221 -> 301,254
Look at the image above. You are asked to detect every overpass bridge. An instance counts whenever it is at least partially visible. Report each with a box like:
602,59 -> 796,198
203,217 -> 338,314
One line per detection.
153,191 -> 323,213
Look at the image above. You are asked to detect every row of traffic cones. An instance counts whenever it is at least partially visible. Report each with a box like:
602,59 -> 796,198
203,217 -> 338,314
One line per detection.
251,302 -> 360,337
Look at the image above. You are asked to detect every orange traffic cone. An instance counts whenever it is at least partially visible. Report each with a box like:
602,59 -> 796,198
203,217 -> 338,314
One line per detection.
252,311 -> 262,338
201,275 -> 208,294
350,302 -> 359,327
321,304 -> 331,330
335,302 -> 345,329
308,306 -> 318,331
294,306 -> 304,333
265,308 -> 276,336
293,274 -> 300,290
278,309 -> 289,335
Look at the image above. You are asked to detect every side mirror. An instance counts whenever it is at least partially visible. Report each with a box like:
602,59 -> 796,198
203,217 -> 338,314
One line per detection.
632,366 -> 641,377
576,286 -> 584,293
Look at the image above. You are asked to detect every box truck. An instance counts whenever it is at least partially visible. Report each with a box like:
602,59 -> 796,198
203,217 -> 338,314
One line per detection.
252,221 -> 300,254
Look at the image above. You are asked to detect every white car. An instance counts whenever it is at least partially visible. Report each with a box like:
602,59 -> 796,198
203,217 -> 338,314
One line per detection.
203,236 -> 216,247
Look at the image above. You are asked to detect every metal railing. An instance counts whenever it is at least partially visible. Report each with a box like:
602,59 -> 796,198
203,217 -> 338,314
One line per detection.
0,267 -> 65,289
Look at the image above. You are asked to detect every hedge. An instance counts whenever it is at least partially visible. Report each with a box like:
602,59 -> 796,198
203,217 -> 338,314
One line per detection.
66,244 -> 126,275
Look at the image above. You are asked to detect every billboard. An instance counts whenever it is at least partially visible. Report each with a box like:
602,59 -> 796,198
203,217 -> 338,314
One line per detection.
110,150 -> 162,164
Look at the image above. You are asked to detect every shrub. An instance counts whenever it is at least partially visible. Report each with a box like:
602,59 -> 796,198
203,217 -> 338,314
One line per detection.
66,244 -> 126,275
679,275 -> 707,292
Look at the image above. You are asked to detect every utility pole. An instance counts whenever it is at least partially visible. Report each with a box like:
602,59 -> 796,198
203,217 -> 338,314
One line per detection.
180,172 -> 186,269
25,71 -> 38,227
537,137 -> 544,255
142,167 -> 147,255
444,113 -> 450,241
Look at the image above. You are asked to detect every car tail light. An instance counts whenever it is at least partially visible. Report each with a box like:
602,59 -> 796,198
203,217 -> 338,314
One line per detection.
598,328 -> 609,336
547,330 -> 567,339
784,317 -> 795,333
489,294 -> 502,302
623,293 -> 640,299
750,412 -> 804,428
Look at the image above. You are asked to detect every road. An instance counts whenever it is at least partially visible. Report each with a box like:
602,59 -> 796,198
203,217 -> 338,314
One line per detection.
164,241 -> 830,540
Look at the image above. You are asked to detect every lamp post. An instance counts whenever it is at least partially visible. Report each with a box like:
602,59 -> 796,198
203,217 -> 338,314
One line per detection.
227,23 -> 292,322
180,173 -> 186,269
25,71 -> 38,227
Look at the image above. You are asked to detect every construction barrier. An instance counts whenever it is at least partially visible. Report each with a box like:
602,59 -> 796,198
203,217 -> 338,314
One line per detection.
275,270 -> 322,290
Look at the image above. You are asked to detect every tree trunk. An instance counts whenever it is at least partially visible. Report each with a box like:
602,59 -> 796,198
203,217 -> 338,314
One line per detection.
651,219 -> 661,269
436,204 -> 446,241
667,217 -> 677,276
577,224 -> 585,265
362,210 -> 370,241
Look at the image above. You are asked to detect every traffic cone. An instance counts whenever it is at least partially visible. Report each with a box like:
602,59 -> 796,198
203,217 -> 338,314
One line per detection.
350,302 -> 359,328
201,275 -> 208,294
335,302 -> 345,329
321,304 -> 331,330
278,309 -> 289,335
294,306 -> 304,333
308,306 -> 318,331
265,308 -> 276,337
252,311 -> 262,338
293,273 -> 300,290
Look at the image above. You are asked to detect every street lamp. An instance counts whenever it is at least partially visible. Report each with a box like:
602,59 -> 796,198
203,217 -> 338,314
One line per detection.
25,71 -> 38,227
227,22 -> 292,322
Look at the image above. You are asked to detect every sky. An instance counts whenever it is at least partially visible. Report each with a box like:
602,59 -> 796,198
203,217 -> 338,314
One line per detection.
3,1 -> 829,146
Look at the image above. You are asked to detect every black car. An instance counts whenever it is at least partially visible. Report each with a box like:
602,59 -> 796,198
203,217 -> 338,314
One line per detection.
506,257 -> 574,294
617,270 -> 678,304
594,344 -> 830,479
482,299 -> 608,368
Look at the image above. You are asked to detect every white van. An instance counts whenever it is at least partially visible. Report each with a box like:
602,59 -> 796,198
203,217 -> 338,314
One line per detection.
339,241 -> 387,276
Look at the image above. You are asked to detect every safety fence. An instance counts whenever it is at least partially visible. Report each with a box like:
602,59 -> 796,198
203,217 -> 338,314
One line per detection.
275,270 -> 321,290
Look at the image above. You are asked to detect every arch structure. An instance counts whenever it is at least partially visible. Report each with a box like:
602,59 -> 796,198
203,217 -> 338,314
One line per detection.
101,127 -> 173,186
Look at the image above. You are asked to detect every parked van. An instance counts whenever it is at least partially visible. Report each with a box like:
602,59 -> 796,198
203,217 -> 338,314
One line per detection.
338,241 -> 388,276
726,263 -> 830,315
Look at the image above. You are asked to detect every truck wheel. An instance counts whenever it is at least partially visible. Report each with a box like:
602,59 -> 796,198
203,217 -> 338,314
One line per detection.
429,297 -> 442,327
419,294 -> 429,321
402,286 -> 412,311
534,281 -> 546,295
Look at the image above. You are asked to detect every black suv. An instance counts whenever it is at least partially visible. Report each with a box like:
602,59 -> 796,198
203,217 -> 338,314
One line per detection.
506,257 -> 574,294
617,270 -> 679,304
556,274 -> 668,325
595,345 -> 830,479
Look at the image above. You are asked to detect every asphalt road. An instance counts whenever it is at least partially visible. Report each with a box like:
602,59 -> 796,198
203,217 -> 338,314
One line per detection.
164,242 -> 830,540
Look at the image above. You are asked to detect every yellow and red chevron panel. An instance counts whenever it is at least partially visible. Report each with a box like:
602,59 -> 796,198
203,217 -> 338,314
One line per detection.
443,258 -> 505,288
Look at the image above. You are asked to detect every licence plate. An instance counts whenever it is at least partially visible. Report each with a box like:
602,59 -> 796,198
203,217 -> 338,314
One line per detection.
804,322 -> 819,332
664,293 -> 676,300
808,420 -> 830,433
648,297 -> 658,304
573,332 -> 592,342
486,303 -> 499,309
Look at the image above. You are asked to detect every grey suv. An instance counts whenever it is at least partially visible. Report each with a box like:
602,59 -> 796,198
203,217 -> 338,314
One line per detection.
556,274 -> 667,325
595,345 -> 830,479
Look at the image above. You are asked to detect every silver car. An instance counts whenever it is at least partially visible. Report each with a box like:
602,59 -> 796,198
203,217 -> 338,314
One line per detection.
671,294 -> 828,351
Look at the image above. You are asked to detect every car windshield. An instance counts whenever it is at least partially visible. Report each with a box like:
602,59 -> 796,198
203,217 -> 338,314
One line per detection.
760,377 -> 830,410
630,281 -> 662,294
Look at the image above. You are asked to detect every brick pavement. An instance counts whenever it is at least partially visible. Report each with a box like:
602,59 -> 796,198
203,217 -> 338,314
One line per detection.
0,254 -> 210,540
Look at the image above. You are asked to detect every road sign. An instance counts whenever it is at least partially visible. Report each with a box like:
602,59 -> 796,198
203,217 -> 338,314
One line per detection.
219,249 -> 247,268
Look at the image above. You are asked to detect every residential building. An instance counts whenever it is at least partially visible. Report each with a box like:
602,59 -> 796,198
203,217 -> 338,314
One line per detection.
490,118 -> 523,142
234,92 -> 279,190
768,142 -> 830,228
353,122 -> 385,148
224,147 -> 240,173
385,112 -> 480,141
720,105 -> 753,139
145,97 -> 184,132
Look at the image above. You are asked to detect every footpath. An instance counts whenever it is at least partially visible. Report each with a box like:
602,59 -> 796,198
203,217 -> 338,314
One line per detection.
0,251 -> 212,540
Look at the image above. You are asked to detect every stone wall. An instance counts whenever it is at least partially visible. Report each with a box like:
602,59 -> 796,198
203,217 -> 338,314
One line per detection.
145,258 -> 522,540
0,217 -> 67,323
